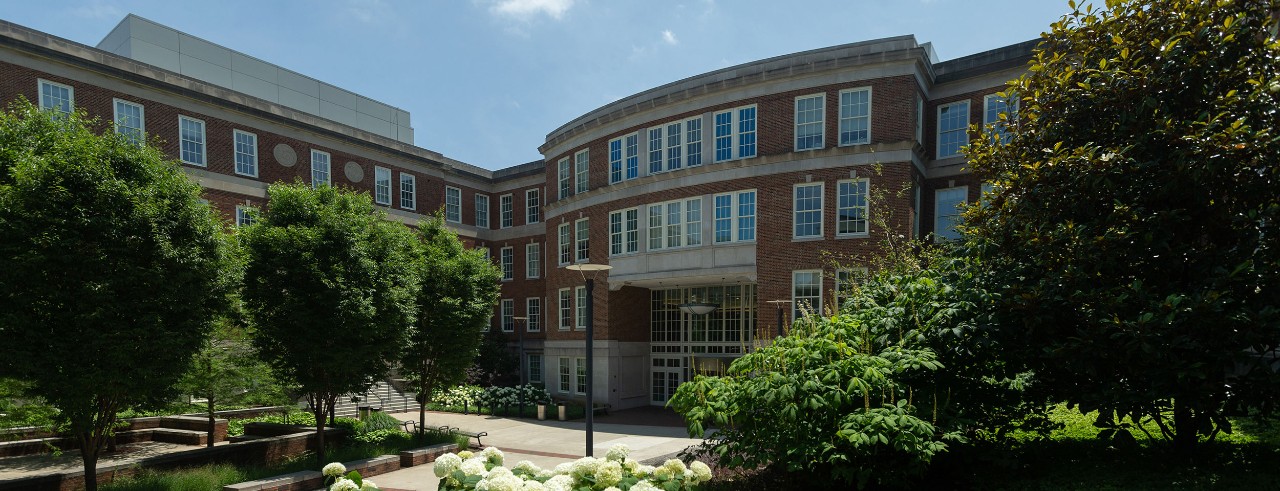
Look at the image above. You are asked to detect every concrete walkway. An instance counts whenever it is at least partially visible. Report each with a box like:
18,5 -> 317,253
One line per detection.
371,409 -> 705,491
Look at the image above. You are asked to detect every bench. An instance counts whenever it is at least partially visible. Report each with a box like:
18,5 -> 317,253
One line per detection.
399,420 -> 452,435
456,429 -> 488,448
553,397 -> 611,416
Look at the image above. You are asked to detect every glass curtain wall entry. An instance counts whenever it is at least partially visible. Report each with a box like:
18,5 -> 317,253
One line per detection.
649,285 -> 758,404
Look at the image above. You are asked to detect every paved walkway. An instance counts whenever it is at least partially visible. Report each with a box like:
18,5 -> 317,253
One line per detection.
0,441 -> 214,481
372,409 -> 705,491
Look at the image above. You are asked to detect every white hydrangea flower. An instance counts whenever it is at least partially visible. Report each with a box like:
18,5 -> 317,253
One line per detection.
605,444 -> 630,462
662,458 -> 688,475
552,463 -> 572,474
434,453 -> 463,478
569,456 -> 602,480
543,474 -> 574,491
360,479 -> 379,490
458,450 -> 475,459
534,468 -> 556,481
652,466 -> 673,480
628,481 -> 661,491
329,477 -> 360,491
512,460 -> 541,476
521,481 -> 547,491
635,464 -> 655,477
482,446 -> 506,466
595,461 -> 623,487
689,460 -> 713,483
487,467 -> 515,480
603,488 -> 622,491
322,462 -> 347,477
460,457 -> 489,476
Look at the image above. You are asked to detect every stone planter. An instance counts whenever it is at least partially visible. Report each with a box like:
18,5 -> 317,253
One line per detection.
537,404 -> 546,420
558,404 -> 567,421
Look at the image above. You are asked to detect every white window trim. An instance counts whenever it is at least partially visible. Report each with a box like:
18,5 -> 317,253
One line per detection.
835,178 -> 870,238
475,194 -> 490,229
400,173 -> 418,211
112,98 -> 145,142
792,269 -> 823,320
559,356 -> 571,393
374,166 -> 392,206
936,100 -> 970,159
575,286 -> 587,331
525,242 -> 541,279
526,297 -> 541,332
501,299 -> 515,332
934,186 -> 969,243
528,353 -> 543,384
500,193 -> 513,229
178,115 -> 207,167
37,79 -> 74,114
558,288 -> 572,331
794,93 -> 826,152
526,188 -> 541,224
575,149 -> 590,194
837,87 -> 873,147
232,129 -> 258,178
793,182 -> 825,239
609,208 -> 641,257
712,189 -> 758,244
983,93 -> 1018,142
574,217 -> 590,263
558,222 -> 572,266
712,104 -> 759,163
310,149 -> 331,188
500,246 -> 513,281
234,205 -> 256,227
444,186 -> 461,222
834,267 -> 869,311
558,158 -> 572,200
609,136 -> 624,184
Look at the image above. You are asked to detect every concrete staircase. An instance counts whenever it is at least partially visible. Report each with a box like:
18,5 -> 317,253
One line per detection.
328,378 -> 420,418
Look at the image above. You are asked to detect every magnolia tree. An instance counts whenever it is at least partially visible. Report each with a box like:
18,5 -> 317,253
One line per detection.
241,183 -> 420,462
963,0 -> 1280,457
0,102 -> 237,490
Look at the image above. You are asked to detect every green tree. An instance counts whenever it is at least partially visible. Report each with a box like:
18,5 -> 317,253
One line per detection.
0,101 -> 237,490
176,318 -> 279,447
240,183 -> 420,462
401,215 -> 500,434
963,0 -> 1280,457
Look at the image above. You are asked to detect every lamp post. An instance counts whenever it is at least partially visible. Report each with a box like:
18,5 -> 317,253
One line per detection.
766,299 -> 792,339
513,316 -> 527,417
566,263 -> 612,457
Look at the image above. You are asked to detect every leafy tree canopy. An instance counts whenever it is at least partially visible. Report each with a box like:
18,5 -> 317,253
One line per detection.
963,0 -> 1280,456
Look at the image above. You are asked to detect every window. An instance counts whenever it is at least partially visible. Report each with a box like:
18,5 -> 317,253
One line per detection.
666,121 -> 683,171
233,130 -> 257,177
113,99 -> 144,144
310,150 -> 330,188
794,183 -> 824,238
179,116 -> 206,166
686,118 -> 703,167
915,94 -> 924,144
685,198 -> 702,246
648,127 -> 664,174
500,194 -> 513,228
235,206 -> 256,227
625,134 -> 639,180
559,357 -> 571,392
500,246 -> 513,281
609,137 -> 624,184
937,100 -> 970,158
834,268 -> 867,311
646,118 -> 704,174
528,354 -> 543,385
526,297 -> 541,332
38,79 -> 73,115
714,190 -> 757,243
526,242 -> 541,279
575,218 -> 590,262
575,286 -> 587,330
575,149 -> 590,194
501,299 -> 515,332
795,94 -> 825,151
646,198 -> 702,250
558,158 -> 572,200
374,167 -> 391,205
934,187 -> 968,241
445,186 -> 461,222
609,209 -> 640,255
648,204 -> 664,250
713,105 -> 757,162
913,184 -> 922,239
475,194 -> 490,228
400,174 -> 417,210
793,270 -> 822,319
526,189 -> 541,223
837,179 -> 869,236
558,289 -> 572,330
984,93 -> 1017,144
839,88 -> 871,146
558,223 -> 572,266
575,358 -> 587,394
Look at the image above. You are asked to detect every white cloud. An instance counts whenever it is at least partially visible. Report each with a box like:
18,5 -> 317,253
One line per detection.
662,30 -> 678,45
487,0 -> 576,21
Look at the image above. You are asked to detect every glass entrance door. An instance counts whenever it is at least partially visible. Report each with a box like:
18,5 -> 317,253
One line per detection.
650,356 -> 686,404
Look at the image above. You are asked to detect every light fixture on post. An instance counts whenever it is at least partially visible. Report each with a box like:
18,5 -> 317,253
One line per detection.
766,299 -> 793,338
513,315 -> 528,417
565,263 -> 612,457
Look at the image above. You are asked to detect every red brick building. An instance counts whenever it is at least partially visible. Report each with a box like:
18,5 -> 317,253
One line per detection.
0,15 -> 1033,410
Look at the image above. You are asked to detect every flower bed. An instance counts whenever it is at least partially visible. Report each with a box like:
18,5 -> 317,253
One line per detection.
433,444 -> 712,491
429,384 -> 572,419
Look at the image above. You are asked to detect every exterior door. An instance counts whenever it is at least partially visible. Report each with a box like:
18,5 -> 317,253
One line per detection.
650,356 -> 686,405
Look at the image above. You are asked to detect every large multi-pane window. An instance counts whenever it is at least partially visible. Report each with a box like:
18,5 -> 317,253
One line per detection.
713,105 -> 757,162
575,149 -> 590,194
795,94 -> 825,151
575,358 -> 587,394
400,173 -> 417,210
38,79 -> 73,115
558,288 -> 572,330
836,179 -> 869,236
609,208 -> 640,255
937,100 -> 970,158
501,299 -> 515,332
374,167 -> 391,205
794,183 -> 824,238
793,270 -> 822,319
526,297 -> 541,332
235,206 -> 256,227
500,194 -> 513,228
310,150 -> 330,188
609,137 -> 624,184
528,353 -> 543,385
839,88 -> 871,146
475,194 -> 490,228
650,285 -> 757,349
934,187 -> 968,241
625,134 -> 640,180
984,93 -> 1017,143
113,99 -> 144,144
559,357 -> 571,392
575,286 -> 587,330
646,118 -> 704,173
575,218 -> 590,262
648,127 -> 664,174
445,186 -> 461,222
233,130 -> 257,177
834,268 -> 867,311
179,116 -> 206,166
685,118 -> 702,167
500,247 -> 513,281
558,223 -> 572,266
526,189 -> 541,223
646,198 -> 701,250
558,158 -> 572,200
525,242 -> 541,279
666,121 -> 683,171
713,190 -> 757,243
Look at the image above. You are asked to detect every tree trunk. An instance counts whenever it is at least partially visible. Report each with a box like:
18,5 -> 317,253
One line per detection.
82,445 -> 99,491
313,402 -> 327,464
206,398 -> 216,448
1172,401 -> 1198,460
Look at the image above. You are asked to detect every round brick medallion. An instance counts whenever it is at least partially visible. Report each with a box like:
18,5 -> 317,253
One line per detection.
344,161 -> 364,183
273,144 -> 296,167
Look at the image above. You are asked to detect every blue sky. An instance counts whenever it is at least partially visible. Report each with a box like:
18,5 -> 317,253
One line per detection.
7,1 -> 1070,170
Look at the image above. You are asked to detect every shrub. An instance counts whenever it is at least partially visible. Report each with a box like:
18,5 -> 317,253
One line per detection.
433,444 -> 712,491
361,412 -> 402,433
